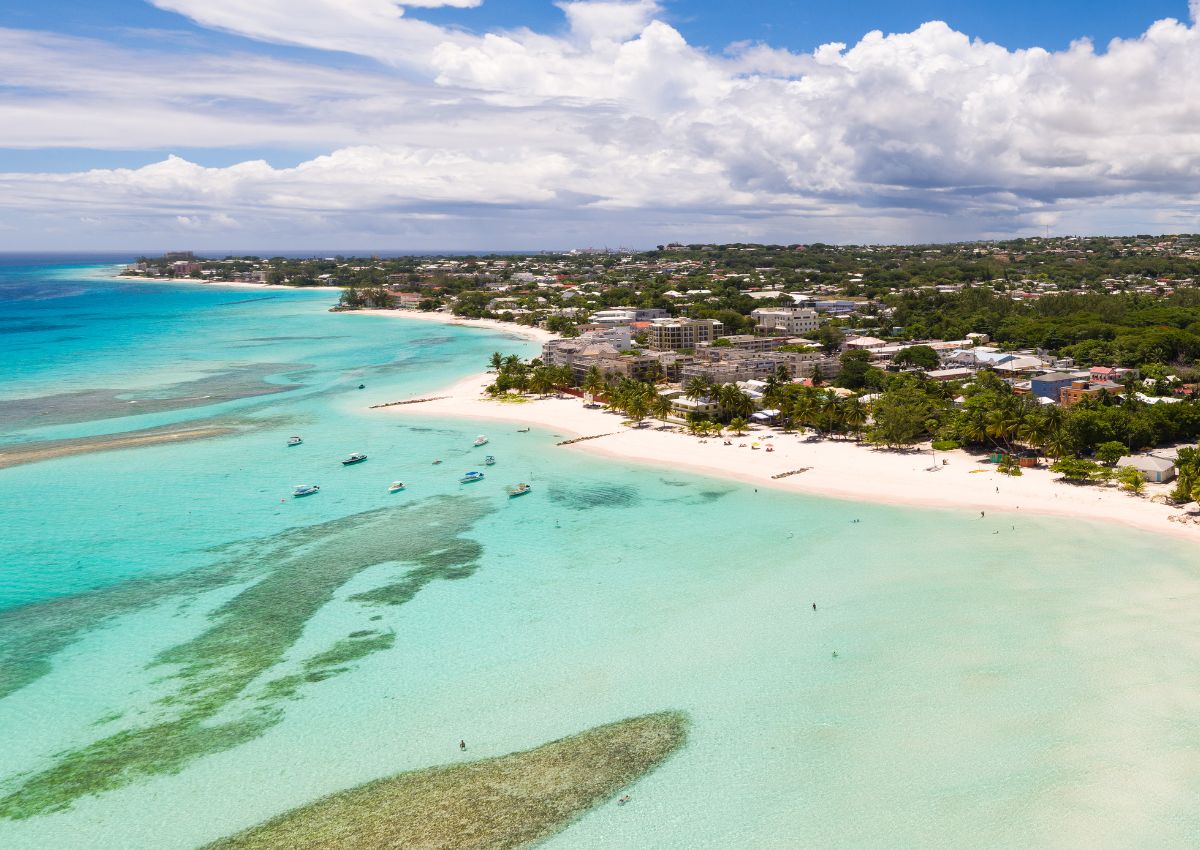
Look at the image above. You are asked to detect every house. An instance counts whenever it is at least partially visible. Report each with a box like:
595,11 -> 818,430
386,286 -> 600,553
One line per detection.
671,395 -> 720,418
1030,372 -> 1078,401
843,335 -> 887,351
1115,455 -> 1176,483
1089,365 -> 1138,384
1059,379 -> 1120,407
591,307 -> 669,326
925,367 -> 975,382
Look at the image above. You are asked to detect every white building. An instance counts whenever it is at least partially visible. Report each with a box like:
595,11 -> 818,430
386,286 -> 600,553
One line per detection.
750,307 -> 820,335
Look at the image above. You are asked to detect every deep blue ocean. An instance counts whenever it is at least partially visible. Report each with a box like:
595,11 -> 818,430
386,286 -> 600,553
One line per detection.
1,257 -> 1198,850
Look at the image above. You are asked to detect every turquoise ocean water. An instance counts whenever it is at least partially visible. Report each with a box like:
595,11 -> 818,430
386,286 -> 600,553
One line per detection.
1,258 -> 1198,849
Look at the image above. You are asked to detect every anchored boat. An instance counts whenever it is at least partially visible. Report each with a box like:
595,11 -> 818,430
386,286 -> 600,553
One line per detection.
341,452 -> 368,466
484,455 -> 496,466
460,471 -> 486,484
388,481 -> 406,493
473,435 -> 489,447
287,436 -> 303,446
506,483 -> 532,498
292,484 -> 320,497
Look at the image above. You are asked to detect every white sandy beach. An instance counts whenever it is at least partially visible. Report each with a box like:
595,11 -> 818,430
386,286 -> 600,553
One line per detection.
352,308 -> 559,343
339,308 -> 1195,539
375,368 -> 1200,541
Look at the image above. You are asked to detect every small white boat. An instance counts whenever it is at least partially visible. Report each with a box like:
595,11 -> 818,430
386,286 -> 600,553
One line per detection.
341,452 -> 368,466
460,471 -> 486,484
287,436 -> 303,446
292,484 -> 320,497
484,455 -> 496,466
473,435 -> 489,447
506,483 -> 532,498
388,481 -> 406,493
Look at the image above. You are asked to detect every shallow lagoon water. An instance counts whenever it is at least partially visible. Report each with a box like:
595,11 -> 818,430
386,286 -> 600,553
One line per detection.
1,259 -> 1199,849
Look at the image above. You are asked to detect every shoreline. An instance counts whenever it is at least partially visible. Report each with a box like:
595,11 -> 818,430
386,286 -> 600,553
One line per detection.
375,369 -> 1200,542
349,307 -> 559,343
116,273 -> 344,292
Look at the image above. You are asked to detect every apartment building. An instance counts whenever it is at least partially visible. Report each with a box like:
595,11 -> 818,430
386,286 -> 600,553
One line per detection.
646,318 -> 723,351
750,307 -> 820,335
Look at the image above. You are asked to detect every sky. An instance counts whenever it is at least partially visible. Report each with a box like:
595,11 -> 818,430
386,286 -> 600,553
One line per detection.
1,1 -> 1199,251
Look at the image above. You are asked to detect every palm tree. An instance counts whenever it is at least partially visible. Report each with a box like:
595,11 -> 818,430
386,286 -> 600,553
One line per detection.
625,392 -> 650,425
819,391 -> 844,436
582,366 -> 605,400
985,404 -> 1021,451
651,393 -> 674,427
528,367 -> 554,396
717,384 -> 753,423
489,352 -> 504,372
841,397 -> 868,442
728,416 -> 749,435
791,387 -> 819,433
683,376 -> 710,403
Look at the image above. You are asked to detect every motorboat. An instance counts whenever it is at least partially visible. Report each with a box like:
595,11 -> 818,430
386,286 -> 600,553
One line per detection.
517,428 -> 530,433
341,452 -> 368,465
460,471 -> 486,484
287,436 -> 303,446
484,455 -> 496,466
432,459 -> 443,465
388,481 -> 406,493
292,484 -> 320,497
473,435 -> 489,446
506,483 -> 532,498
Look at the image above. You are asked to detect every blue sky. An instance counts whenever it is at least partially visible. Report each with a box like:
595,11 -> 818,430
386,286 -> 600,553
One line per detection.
6,1 -> 1191,53
1,1 -> 1199,249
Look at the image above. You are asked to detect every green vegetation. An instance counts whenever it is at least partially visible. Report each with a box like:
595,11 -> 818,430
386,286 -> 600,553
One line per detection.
1051,457 -> 1107,482
486,353 -> 573,397
892,344 -> 940,371
1117,466 -> 1146,493
133,236 -> 1200,376
887,288 -> 1200,369
202,711 -> 688,850
1171,447 -> 1200,502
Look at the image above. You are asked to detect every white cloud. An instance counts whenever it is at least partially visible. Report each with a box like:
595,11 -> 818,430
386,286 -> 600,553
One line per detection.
2,3 -> 1200,247
557,0 -> 661,43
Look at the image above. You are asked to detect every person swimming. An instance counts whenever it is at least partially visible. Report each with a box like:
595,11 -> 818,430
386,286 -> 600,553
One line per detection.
459,740 -> 466,751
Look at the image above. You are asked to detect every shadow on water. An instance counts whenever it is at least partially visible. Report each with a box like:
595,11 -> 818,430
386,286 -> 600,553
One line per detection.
0,495 -> 494,820
546,481 -> 641,511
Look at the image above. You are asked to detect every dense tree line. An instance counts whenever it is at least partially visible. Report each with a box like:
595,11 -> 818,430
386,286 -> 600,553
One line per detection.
885,288 -> 1200,369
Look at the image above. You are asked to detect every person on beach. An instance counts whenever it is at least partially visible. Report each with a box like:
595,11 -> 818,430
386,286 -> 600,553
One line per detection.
980,511 -> 985,518
812,602 -> 817,611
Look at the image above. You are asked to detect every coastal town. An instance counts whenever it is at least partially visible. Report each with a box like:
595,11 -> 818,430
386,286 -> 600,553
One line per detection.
126,237 -> 1200,528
